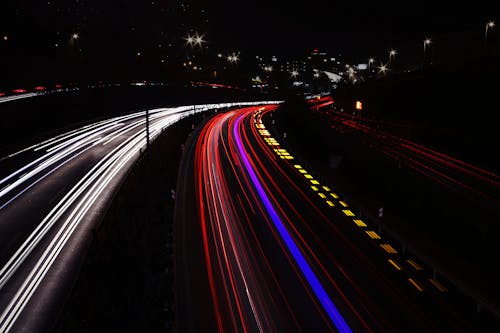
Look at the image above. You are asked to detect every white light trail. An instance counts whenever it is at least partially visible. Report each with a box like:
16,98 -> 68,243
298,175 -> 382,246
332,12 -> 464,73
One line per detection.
0,100 -> 282,332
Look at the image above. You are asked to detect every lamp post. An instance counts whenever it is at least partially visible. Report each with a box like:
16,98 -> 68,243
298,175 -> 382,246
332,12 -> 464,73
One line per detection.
485,21 -> 495,45
423,38 -> 432,67
368,58 -> 375,71
185,32 -> 205,48
389,49 -> 397,62
378,64 -> 389,75
227,53 -> 239,64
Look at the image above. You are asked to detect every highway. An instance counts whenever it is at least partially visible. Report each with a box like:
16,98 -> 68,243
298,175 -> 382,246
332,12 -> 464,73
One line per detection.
0,93 -> 40,104
0,101 -> 277,332
175,105 -> 493,332
326,109 -> 500,207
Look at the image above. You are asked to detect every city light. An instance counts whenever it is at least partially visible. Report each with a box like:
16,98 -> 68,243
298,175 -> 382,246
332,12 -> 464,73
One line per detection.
389,49 -> 397,62
71,33 -> 79,40
423,38 -> 432,62
368,58 -> 375,71
291,70 -> 299,78
485,21 -> 495,44
185,32 -> 205,48
185,35 -> 194,46
194,33 -> 205,47
227,53 -> 239,63
378,64 -> 389,74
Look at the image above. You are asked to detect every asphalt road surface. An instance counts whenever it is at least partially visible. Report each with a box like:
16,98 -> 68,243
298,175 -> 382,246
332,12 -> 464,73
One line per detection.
0,100 -> 276,332
175,104 -> 497,332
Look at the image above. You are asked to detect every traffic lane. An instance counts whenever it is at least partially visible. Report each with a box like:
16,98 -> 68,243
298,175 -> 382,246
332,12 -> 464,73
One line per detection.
195,109 -> 349,332
0,114 -> 162,332
0,118 -> 145,268
0,103 -> 278,332
214,154 -> 344,331
241,111 -> 472,332
332,115 -> 500,205
237,113 -> 397,332
0,107 -> 205,332
1,136 -> 142,333
251,111 -> 478,331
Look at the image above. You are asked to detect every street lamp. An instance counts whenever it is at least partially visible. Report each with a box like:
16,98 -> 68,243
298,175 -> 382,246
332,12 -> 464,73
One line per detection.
389,49 -> 397,62
71,33 -> 79,40
368,58 -> 375,71
423,38 -> 432,66
185,34 -> 194,47
485,21 -> 495,45
290,70 -> 299,78
424,38 -> 432,50
377,64 -> 389,75
227,53 -> 239,63
185,32 -> 205,48
194,32 -> 205,47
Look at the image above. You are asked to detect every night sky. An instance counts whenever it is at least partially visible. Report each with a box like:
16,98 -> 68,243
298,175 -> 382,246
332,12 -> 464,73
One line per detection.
206,0 -> 499,57
0,1 -> 498,84
1,1 -> 497,54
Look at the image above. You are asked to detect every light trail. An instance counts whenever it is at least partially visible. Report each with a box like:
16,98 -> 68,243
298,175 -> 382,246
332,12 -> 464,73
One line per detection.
233,114 -> 352,333
327,110 -> 500,205
187,103 -> 481,332
194,106 -> 361,332
0,93 -> 39,104
0,100 -> 280,332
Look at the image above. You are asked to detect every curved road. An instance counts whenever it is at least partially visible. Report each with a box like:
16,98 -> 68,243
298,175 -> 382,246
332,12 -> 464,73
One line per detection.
175,105 -> 491,332
0,101 -> 277,332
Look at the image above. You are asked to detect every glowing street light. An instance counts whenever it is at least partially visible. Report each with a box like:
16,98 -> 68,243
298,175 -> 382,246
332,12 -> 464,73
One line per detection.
264,66 -> 273,72
314,72 -> 320,78
423,38 -> 432,65
194,32 -> 205,47
185,35 -> 194,46
485,21 -> 495,44
71,33 -> 79,40
368,58 -> 375,71
290,70 -> 299,78
185,32 -> 205,48
378,64 -> 389,74
227,53 -> 239,63
424,38 -> 432,49
389,49 -> 397,62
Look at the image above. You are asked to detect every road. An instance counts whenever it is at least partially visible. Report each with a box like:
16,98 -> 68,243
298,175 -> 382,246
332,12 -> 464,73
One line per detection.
326,109 -> 500,207
0,100 -> 277,332
175,105 -> 495,332
0,93 -> 39,104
